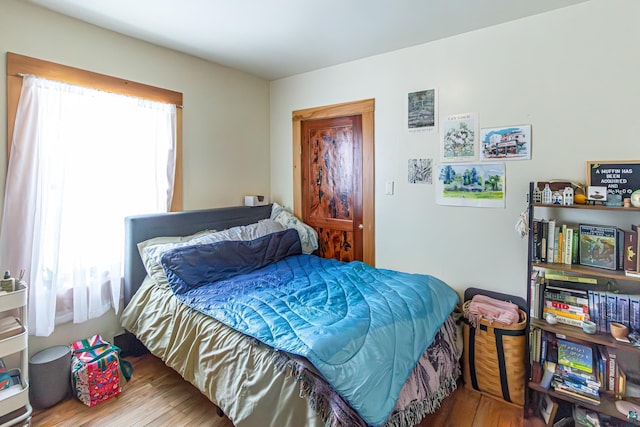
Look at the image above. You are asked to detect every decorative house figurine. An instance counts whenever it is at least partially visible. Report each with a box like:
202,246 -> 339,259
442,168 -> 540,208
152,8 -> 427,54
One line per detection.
552,191 -> 563,205
532,186 -> 542,204
542,184 -> 552,204
562,187 -> 574,206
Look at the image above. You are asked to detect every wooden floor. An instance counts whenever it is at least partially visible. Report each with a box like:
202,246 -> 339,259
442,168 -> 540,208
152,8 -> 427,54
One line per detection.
31,354 -> 526,427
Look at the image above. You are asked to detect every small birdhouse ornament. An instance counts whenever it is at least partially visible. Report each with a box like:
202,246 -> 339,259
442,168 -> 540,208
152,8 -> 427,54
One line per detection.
563,187 -> 574,206
533,186 -> 542,204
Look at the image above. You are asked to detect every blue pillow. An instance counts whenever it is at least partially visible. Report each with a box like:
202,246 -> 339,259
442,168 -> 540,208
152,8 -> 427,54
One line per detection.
161,228 -> 301,294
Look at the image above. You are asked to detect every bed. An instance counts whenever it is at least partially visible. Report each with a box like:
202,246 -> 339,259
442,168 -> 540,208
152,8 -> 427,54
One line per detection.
120,205 -> 462,427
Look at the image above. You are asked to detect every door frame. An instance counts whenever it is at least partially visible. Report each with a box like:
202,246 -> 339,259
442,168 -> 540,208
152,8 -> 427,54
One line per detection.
292,99 -> 375,265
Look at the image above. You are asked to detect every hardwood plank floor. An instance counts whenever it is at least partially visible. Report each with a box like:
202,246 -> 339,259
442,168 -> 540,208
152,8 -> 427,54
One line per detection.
31,354 -> 525,427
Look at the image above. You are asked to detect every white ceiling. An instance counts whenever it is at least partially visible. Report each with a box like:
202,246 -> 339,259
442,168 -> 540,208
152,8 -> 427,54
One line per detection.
27,0 -> 589,81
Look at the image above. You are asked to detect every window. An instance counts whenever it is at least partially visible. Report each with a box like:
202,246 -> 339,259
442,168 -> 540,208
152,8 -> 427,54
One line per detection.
2,53 -> 183,336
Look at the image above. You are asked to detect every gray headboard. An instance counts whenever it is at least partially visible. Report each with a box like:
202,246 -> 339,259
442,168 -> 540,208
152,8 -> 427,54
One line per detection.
123,204 -> 272,306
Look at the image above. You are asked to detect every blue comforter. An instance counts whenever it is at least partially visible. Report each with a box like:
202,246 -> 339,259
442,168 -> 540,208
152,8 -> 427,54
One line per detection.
161,230 -> 458,426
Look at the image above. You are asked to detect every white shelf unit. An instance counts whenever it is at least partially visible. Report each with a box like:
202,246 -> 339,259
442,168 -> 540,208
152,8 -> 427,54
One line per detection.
0,282 -> 31,427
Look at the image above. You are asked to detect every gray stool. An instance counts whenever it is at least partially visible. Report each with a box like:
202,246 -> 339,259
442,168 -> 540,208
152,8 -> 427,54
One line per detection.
29,345 -> 72,409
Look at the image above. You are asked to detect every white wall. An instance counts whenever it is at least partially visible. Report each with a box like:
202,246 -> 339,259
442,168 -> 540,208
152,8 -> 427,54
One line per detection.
269,0 -> 640,299
1,0 -> 270,355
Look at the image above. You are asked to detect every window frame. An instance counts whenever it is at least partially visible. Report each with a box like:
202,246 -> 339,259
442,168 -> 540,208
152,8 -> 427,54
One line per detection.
6,52 -> 183,211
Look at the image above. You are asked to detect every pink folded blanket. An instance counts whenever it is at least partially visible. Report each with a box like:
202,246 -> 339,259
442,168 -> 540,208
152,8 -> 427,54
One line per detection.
464,294 -> 521,328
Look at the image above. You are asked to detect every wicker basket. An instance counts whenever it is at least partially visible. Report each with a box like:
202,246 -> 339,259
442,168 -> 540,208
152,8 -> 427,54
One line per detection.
462,300 -> 527,406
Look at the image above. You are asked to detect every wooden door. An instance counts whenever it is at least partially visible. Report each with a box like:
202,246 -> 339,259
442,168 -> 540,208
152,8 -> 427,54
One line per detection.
301,116 -> 363,262
292,99 -> 375,265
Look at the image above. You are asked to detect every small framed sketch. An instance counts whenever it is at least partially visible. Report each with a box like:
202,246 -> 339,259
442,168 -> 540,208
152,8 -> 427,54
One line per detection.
479,125 -> 531,161
407,88 -> 437,133
440,112 -> 478,162
408,158 -> 433,184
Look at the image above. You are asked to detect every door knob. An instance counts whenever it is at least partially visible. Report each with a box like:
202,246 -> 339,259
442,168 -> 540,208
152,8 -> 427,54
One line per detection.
358,224 -> 364,230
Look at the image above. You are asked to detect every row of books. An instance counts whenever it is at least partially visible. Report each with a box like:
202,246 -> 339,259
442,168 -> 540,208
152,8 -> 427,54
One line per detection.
531,331 -> 627,405
530,271 -> 640,333
531,219 -> 640,272
531,219 -> 579,265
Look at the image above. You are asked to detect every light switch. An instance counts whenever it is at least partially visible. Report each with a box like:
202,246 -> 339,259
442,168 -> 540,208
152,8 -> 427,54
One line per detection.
385,181 -> 394,195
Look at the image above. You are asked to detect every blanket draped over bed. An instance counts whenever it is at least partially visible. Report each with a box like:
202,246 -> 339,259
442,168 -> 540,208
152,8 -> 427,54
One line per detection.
160,229 -> 459,426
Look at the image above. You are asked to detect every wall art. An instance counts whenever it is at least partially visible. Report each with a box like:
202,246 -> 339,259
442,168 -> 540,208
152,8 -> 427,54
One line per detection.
479,125 -> 531,161
440,112 -> 478,162
436,162 -> 505,208
408,158 -> 433,184
407,88 -> 437,133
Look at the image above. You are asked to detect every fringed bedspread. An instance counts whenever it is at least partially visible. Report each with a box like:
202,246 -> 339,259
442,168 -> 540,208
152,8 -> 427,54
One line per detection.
270,314 -> 462,427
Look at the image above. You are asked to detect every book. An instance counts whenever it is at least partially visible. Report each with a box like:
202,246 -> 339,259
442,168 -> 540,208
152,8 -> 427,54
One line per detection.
597,291 -> 608,333
552,382 -> 601,405
606,348 -> 617,392
540,361 -> 556,389
588,290 -> 598,330
0,369 -> 21,392
543,271 -> 597,285
554,315 -> 584,328
555,369 -> 601,397
543,307 -> 588,321
571,229 -> 580,265
533,219 -> 543,262
606,292 -> 618,326
616,229 -> 624,270
541,220 -> 549,263
616,294 -> 630,328
579,224 -> 618,270
572,406 -> 601,427
616,366 -> 626,400
564,227 -> 574,265
553,226 -> 560,265
538,393 -> 558,426
555,365 -> 600,389
541,331 -> 558,364
554,377 -> 599,398
630,295 -> 640,332
623,229 -> 637,272
632,223 -> 640,271
544,284 -> 588,299
544,300 -> 587,316
547,220 -> 557,264
530,269 -> 543,318
544,288 -> 589,308
557,228 -> 564,264
557,339 -> 593,374
0,317 -> 22,341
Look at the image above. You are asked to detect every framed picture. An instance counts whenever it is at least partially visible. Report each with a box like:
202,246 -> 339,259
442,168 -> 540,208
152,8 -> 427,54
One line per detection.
587,186 -> 607,202
479,125 -> 531,161
586,160 -> 640,198
538,393 -> 558,426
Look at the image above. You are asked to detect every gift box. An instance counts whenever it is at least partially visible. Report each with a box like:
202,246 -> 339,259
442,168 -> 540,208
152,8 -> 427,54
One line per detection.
71,334 -> 132,407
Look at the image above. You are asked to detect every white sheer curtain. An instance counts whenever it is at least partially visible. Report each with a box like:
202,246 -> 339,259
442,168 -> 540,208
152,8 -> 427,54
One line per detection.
0,76 -> 176,336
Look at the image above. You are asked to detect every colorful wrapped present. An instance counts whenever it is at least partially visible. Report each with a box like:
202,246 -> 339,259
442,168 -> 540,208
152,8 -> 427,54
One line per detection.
71,334 -> 132,407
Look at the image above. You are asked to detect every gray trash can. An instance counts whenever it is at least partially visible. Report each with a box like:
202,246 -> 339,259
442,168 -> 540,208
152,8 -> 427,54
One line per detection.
29,345 -> 72,409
